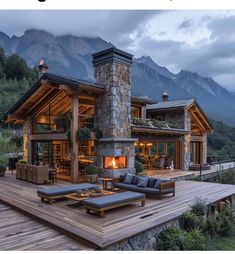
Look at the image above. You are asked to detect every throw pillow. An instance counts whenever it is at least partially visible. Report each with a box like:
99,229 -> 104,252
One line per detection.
147,177 -> 156,188
137,177 -> 149,188
124,173 -> 134,184
132,175 -> 140,185
154,178 -> 168,189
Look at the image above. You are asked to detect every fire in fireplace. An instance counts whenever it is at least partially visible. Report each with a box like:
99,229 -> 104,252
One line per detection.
103,156 -> 127,169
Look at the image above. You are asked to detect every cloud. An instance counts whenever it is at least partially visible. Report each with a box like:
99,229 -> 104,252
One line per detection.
178,19 -> 193,30
0,10 -> 235,91
0,10 -> 158,40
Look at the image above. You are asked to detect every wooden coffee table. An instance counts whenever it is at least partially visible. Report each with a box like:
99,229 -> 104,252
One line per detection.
64,190 -> 114,206
99,177 -> 120,191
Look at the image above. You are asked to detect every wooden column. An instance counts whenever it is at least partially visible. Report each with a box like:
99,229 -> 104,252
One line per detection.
71,94 -> 79,183
23,117 -> 32,164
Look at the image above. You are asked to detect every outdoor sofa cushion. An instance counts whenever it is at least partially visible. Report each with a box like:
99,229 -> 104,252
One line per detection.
137,177 -> 149,187
83,191 -> 145,209
37,183 -> 100,197
123,173 -> 134,184
147,177 -> 156,188
154,178 -> 169,189
131,175 -> 140,185
115,182 -> 161,194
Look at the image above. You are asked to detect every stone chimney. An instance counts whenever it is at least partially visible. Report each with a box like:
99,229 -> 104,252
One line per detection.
92,47 -> 137,178
162,90 -> 169,102
92,47 -> 133,138
38,59 -> 48,78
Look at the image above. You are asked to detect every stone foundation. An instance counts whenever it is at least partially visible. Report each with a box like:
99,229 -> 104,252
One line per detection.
104,218 -> 180,250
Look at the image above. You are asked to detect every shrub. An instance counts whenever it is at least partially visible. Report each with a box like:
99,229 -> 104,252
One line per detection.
155,227 -> 206,250
179,211 -> 200,231
132,117 -> 150,127
0,163 -> 6,176
204,206 -> 235,237
181,229 -> 206,250
18,159 -> 27,164
155,227 -> 185,250
85,164 -> 99,175
216,206 -> 235,236
190,197 -> 207,216
0,163 -> 6,171
135,160 -> 144,173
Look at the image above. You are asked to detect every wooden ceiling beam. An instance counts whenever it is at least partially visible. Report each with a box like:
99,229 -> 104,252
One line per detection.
6,114 -> 25,123
59,84 -> 78,95
190,111 -> 206,132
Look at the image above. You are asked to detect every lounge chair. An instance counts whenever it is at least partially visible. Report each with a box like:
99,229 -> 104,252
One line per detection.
83,191 -> 145,217
37,183 -> 100,204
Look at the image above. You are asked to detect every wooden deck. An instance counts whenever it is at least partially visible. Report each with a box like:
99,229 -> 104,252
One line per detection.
0,172 -> 235,249
145,169 -> 196,180
0,203 -> 93,250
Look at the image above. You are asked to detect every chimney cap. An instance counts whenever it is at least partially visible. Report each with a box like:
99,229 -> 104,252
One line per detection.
92,47 -> 133,67
38,58 -> 48,69
162,90 -> 169,101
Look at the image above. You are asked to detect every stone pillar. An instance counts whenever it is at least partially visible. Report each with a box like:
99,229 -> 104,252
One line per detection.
92,47 -> 137,177
93,47 -> 133,138
70,94 -> 79,183
202,133 -> 207,164
182,110 -> 191,170
23,117 -> 32,163
141,106 -> 146,119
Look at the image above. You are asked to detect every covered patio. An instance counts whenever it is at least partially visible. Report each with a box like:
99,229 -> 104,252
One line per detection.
132,126 -> 189,172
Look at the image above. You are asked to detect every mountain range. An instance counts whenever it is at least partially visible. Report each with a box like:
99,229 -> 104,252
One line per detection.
0,29 -> 235,126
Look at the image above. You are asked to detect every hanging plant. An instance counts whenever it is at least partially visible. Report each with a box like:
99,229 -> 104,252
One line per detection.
92,127 -> 103,140
76,127 -> 91,141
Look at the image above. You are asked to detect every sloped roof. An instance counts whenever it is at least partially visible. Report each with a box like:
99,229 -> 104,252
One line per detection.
146,98 -> 195,110
5,72 -> 105,118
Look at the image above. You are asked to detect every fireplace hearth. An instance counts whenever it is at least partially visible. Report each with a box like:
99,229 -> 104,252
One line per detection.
103,156 -> 127,169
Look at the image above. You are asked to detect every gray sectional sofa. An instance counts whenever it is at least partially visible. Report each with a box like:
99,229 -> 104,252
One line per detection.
115,174 -> 175,199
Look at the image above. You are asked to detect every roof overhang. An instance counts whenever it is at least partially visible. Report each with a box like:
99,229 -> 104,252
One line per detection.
131,125 -> 189,136
187,102 -> 213,134
4,73 -> 105,124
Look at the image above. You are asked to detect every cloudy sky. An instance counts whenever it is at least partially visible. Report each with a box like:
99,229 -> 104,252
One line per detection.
0,10 -> 235,92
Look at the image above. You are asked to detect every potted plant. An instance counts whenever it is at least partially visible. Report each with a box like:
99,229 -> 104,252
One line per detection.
18,159 -> 27,164
91,127 -> 103,140
85,164 -> 99,183
77,127 -> 91,141
135,160 -> 144,175
0,164 -> 7,176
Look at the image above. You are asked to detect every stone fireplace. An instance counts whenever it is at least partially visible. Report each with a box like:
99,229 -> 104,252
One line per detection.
103,156 -> 127,169
93,47 -> 137,178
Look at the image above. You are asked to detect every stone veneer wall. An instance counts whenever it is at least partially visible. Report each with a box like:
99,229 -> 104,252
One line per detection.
104,218 -> 180,250
95,138 -> 136,178
93,48 -> 136,177
182,110 -> 191,170
94,61 -> 131,138
202,133 -> 208,164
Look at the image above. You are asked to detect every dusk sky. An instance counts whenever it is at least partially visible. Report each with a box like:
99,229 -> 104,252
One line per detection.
0,10 -> 235,92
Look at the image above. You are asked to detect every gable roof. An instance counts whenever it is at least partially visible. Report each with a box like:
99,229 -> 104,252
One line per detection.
5,72 -> 105,119
146,98 -> 195,111
146,98 -> 213,133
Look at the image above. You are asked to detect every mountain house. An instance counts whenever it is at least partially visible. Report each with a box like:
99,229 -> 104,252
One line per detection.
4,47 -> 213,183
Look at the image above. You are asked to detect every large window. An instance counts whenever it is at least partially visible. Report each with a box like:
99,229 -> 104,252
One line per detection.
131,106 -> 142,118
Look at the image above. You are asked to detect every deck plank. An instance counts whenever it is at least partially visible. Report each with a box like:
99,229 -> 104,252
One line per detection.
0,204 -> 93,251
0,173 -> 235,249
